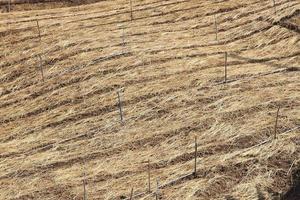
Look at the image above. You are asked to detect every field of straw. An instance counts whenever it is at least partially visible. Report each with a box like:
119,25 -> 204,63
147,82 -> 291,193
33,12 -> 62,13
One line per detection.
0,0 -> 299,199
0,0 -> 103,12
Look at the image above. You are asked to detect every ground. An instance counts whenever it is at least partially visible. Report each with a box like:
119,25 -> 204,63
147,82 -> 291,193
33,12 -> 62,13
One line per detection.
0,0 -> 299,199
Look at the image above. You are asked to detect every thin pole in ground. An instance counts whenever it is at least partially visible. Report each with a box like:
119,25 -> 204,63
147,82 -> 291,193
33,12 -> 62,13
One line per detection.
83,172 -> 87,200
38,55 -> 44,82
117,90 -> 124,123
194,136 -> 198,178
272,0 -> 277,14
214,14 -> 218,42
155,178 -> 159,200
274,107 -> 280,139
224,52 -> 228,83
129,188 -> 133,200
130,0 -> 133,20
36,20 -> 42,42
147,159 -> 151,193
8,0 -> 11,12
122,27 -> 126,53
123,28 -> 125,46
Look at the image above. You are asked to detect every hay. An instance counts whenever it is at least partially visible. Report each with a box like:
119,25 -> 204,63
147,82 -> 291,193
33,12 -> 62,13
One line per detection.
0,0 -> 299,199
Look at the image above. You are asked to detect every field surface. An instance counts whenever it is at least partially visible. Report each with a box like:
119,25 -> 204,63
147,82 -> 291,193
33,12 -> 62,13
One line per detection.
0,0 -> 300,199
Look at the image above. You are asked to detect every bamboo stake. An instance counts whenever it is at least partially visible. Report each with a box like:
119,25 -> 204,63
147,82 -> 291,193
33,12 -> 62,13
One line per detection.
36,20 -> 41,42
83,172 -> 87,200
272,0 -> 277,14
224,52 -> 228,83
130,0 -> 133,20
38,55 -> 44,82
274,107 -> 280,139
122,27 -> 126,53
214,14 -> 218,42
129,188 -> 133,200
155,178 -> 159,200
147,159 -> 151,193
122,28 -> 125,46
8,0 -> 11,12
117,91 -> 124,123
194,136 -> 197,178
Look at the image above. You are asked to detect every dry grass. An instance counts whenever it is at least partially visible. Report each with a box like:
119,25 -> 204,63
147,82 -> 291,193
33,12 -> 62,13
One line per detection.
0,0 -> 104,12
0,0 -> 299,199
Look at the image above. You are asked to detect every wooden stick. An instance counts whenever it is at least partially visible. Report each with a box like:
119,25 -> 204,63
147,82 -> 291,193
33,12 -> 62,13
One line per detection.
274,107 -> 280,139
36,20 -> 41,42
224,52 -> 228,83
8,0 -> 11,12
83,172 -> 87,200
129,188 -> 134,200
117,91 -> 124,123
122,27 -> 125,53
156,178 -> 159,200
214,14 -> 218,42
130,0 -> 133,20
147,159 -> 151,193
123,28 -> 125,46
194,136 -> 197,178
272,0 -> 277,14
38,55 -> 44,82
